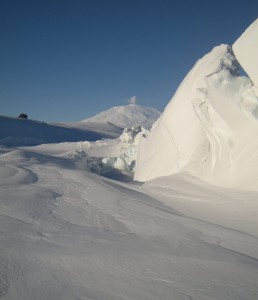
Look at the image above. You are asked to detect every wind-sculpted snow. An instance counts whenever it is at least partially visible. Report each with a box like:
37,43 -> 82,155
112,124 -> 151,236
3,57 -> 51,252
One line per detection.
1,147 -> 258,299
135,40 -> 258,190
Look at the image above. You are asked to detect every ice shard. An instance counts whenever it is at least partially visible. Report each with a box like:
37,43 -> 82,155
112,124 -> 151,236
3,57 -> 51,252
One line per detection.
233,18 -> 258,87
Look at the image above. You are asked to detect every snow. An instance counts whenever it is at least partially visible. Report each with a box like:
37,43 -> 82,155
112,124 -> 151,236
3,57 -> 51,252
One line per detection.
0,115 -> 116,147
233,18 -> 258,87
134,44 -> 258,190
1,20 -> 258,300
0,145 -> 258,299
0,104 -> 160,147
81,104 -> 161,129
19,126 -> 148,180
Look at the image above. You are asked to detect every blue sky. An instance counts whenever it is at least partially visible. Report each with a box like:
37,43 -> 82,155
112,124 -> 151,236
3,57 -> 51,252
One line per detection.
1,0 -> 258,122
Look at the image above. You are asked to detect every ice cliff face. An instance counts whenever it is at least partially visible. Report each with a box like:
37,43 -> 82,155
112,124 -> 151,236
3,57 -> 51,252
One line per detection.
233,18 -> 258,88
135,19 -> 258,190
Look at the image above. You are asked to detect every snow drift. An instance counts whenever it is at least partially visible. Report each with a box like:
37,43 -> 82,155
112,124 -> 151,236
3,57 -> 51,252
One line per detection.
135,19 -> 258,190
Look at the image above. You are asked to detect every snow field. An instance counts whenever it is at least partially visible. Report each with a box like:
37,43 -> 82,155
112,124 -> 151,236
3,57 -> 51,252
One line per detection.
0,147 -> 258,299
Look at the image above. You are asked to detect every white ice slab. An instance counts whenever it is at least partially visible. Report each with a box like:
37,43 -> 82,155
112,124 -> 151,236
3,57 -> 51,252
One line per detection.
233,18 -> 258,87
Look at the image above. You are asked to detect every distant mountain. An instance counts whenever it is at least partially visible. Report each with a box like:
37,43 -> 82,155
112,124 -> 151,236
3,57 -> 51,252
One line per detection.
81,104 -> 161,129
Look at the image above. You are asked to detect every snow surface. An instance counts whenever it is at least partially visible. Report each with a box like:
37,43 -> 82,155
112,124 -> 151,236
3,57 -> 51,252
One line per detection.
19,126 -> 149,181
1,144 -> 258,299
81,104 -> 161,129
135,43 -> 258,190
233,18 -> 258,87
0,115 -> 117,147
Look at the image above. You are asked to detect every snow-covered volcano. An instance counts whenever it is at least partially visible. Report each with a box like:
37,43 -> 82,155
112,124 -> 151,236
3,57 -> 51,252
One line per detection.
135,19 -> 258,190
81,104 -> 161,128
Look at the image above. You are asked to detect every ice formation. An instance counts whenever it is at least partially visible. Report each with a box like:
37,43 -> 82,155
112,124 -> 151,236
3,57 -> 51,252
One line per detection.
233,18 -> 258,87
135,19 -> 258,190
35,125 -> 150,177
100,126 -> 149,173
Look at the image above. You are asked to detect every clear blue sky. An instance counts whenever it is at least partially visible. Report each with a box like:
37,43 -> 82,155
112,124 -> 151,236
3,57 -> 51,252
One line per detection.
1,0 -> 258,122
